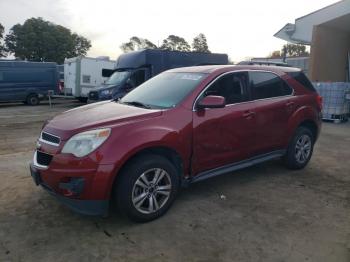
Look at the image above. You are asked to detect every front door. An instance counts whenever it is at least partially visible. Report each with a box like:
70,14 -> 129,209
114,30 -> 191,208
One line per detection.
192,71 -> 256,175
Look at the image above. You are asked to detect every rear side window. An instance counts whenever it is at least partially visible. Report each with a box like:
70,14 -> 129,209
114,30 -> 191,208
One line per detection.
249,71 -> 292,100
288,71 -> 315,91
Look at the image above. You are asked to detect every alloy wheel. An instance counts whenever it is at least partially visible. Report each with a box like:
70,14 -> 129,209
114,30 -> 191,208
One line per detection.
132,168 -> 172,214
295,134 -> 312,164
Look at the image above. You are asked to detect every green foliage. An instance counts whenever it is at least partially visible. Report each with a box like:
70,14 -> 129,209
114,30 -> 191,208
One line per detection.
282,43 -> 309,57
120,36 -> 157,52
192,33 -> 210,53
160,35 -> 191,52
120,33 -> 212,54
5,17 -> 91,64
0,23 -> 6,57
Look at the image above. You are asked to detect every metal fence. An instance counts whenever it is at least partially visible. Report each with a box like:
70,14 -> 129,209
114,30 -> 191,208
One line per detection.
314,82 -> 350,122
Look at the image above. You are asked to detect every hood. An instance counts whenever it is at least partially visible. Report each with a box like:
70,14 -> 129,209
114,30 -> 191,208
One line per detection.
91,84 -> 119,92
44,101 -> 162,140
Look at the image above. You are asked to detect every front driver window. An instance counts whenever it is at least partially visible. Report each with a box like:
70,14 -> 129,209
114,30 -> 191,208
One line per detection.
204,72 -> 247,104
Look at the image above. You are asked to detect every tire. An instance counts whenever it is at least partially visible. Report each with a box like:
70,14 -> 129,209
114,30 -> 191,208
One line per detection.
77,97 -> 88,103
284,126 -> 314,170
26,94 -> 40,106
115,154 -> 180,222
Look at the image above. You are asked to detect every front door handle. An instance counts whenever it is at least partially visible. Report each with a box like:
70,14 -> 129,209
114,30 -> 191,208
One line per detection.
242,111 -> 256,119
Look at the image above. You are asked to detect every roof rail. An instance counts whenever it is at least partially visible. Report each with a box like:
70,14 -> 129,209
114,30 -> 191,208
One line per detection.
237,61 -> 291,67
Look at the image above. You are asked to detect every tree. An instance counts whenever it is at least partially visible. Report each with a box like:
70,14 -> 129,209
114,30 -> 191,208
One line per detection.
192,33 -> 210,53
120,36 -> 157,53
5,17 -> 91,64
0,23 -> 6,57
282,43 -> 309,57
161,35 -> 191,52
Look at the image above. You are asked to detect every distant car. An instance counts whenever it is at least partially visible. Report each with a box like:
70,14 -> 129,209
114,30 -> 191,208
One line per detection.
30,65 -> 322,222
0,61 -> 59,105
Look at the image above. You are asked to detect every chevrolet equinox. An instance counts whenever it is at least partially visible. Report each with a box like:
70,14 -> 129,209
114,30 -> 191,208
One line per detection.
30,65 -> 322,222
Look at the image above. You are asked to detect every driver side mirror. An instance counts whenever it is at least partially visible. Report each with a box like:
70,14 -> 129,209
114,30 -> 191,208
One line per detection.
197,95 -> 226,109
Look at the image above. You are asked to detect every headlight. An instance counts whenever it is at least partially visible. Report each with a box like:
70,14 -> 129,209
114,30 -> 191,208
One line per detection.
101,89 -> 112,96
62,128 -> 111,157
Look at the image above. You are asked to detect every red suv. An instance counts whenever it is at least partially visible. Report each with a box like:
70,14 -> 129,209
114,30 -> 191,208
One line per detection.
30,65 -> 322,222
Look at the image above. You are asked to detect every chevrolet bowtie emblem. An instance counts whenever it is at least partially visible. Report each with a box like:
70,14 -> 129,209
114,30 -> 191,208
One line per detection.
36,141 -> 42,150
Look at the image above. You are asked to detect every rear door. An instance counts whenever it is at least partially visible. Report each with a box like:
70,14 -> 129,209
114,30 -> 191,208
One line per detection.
249,71 -> 295,155
192,71 -> 256,174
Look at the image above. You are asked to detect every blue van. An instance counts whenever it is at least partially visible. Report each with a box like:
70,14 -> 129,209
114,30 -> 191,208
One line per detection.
0,61 -> 59,105
88,49 -> 228,102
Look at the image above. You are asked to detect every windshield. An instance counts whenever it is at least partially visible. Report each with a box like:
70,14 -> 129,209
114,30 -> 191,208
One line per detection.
120,72 -> 207,109
105,71 -> 131,85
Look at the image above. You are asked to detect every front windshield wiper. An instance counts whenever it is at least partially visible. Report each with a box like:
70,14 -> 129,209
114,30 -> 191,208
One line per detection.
119,101 -> 152,109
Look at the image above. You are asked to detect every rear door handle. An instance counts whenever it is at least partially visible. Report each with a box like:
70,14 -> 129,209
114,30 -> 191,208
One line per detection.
242,111 -> 256,119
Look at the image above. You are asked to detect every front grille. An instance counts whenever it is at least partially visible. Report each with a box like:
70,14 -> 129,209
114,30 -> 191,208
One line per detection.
41,132 -> 60,145
36,151 -> 53,166
89,91 -> 99,100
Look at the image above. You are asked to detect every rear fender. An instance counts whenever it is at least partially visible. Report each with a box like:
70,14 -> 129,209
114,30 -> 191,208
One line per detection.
286,105 -> 319,144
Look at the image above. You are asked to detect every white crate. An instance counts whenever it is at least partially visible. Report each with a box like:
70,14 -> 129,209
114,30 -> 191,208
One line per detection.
314,82 -> 350,120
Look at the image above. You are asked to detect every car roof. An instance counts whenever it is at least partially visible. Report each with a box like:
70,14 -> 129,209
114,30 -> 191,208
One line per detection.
167,65 -> 301,75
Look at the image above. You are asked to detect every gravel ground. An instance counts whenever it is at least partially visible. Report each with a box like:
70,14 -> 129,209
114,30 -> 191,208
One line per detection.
0,101 -> 349,262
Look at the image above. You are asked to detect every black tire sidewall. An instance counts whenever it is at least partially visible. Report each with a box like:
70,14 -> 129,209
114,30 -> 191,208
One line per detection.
285,127 -> 314,169
115,154 -> 179,222
27,94 -> 39,106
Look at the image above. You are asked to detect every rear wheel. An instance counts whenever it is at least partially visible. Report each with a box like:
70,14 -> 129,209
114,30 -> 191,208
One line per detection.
115,154 -> 179,222
284,126 -> 314,169
26,94 -> 40,106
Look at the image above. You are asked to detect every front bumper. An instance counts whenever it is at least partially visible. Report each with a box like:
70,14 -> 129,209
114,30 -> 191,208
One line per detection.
30,163 -> 110,216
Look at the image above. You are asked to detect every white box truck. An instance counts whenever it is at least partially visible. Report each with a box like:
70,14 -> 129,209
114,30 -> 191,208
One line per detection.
64,56 -> 115,102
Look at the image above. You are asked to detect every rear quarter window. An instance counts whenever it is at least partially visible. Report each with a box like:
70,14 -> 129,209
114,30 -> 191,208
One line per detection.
288,71 -> 315,91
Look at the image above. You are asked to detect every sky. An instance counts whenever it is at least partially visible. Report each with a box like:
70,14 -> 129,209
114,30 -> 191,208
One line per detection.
0,0 -> 340,62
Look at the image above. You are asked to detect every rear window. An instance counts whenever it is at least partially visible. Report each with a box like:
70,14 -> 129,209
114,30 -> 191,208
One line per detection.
288,71 -> 315,91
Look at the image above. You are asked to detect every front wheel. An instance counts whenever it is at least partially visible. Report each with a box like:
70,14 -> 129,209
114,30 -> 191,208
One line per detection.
26,94 -> 40,106
115,154 -> 179,222
284,127 -> 314,170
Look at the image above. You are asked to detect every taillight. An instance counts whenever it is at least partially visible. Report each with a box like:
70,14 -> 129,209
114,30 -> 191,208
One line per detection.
316,94 -> 323,111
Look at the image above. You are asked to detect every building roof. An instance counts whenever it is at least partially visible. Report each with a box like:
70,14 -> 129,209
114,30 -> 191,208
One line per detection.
274,0 -> 350,44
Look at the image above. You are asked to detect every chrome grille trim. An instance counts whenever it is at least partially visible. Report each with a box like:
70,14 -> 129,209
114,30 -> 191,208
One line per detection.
39,131 -> 60,146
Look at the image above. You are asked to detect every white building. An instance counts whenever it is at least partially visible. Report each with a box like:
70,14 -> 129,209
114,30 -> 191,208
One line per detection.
274,0 -> 350,82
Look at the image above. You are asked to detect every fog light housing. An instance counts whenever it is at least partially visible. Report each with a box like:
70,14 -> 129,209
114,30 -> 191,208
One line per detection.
59,177 -> 85,197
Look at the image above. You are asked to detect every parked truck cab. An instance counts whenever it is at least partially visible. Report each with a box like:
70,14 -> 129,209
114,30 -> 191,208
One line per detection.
88,49 -> 228,102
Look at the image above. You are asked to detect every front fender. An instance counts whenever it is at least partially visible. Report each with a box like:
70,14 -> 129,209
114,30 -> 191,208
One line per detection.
98,111 -> 193,198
